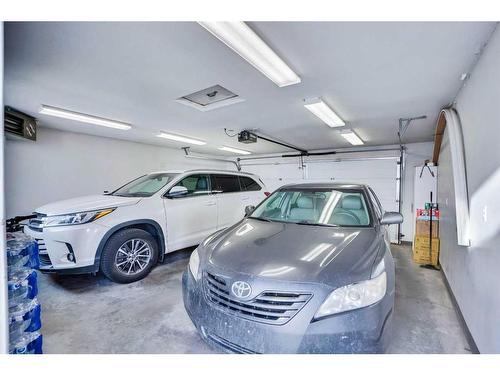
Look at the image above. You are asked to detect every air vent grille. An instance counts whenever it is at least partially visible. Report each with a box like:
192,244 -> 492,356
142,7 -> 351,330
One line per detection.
4,106 -> 37,141
176,85 -> 244,112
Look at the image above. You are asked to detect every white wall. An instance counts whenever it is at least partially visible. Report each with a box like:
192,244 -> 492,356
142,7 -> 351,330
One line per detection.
5,127 -> 230,218
438,25 -> 500,353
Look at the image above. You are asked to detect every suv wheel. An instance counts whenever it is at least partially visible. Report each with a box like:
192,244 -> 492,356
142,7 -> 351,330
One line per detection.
100,228 -> 159,283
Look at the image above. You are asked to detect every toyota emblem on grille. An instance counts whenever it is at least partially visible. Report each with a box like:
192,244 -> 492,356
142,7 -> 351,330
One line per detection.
231,281 -> 252,299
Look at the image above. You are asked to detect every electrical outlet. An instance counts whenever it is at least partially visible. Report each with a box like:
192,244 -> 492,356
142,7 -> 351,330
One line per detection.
482,205 -> 488,223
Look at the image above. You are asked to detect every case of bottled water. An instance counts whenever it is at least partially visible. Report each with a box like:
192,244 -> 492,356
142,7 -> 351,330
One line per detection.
6,231 -> 43,354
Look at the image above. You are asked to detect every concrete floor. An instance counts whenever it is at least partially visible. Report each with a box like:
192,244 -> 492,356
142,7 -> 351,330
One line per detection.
37,244 -> 472,354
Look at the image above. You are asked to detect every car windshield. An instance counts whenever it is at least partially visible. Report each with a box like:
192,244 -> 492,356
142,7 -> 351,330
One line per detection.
111,173 -> 179,197
250,188 -> 372,227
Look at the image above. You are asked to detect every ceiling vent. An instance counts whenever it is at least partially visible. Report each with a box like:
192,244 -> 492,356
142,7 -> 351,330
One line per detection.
176,84 -> 244,112
4,106 -> 37,141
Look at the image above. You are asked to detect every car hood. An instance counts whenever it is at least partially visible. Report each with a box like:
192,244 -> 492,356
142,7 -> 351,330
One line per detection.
35,194 -> 142,216
204,218 -> 382,287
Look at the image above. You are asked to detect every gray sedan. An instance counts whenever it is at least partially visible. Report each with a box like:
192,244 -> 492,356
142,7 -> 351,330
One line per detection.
182,183 -> 403,353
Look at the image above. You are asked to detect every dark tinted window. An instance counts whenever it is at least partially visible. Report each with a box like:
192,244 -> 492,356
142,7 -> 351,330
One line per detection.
211,174 -> 241,193
239,176 -> 261,191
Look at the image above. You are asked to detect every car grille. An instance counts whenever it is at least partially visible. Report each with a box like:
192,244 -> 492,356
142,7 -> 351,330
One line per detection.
206,333 -> 259,354
35,238 -> 52,267
204,271 -> 312,325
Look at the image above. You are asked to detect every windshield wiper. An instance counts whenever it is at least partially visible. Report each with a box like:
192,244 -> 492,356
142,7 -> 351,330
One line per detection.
248,216 -> 273,223
294,221 -> 339,227
112,193 -> 151,197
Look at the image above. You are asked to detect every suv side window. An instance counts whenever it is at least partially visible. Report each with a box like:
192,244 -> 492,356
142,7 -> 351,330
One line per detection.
239,176 -> 262,191
172,174 -> 210,197
367,188 -> 383,219
211,174 -> 241,194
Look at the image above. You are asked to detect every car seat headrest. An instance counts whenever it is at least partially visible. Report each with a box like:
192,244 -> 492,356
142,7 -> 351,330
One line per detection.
296,196 -> 314,209
341,195 -> 362,210
196,178 -> 207,190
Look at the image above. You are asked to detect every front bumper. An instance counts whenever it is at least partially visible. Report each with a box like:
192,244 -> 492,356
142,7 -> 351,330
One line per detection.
24,222 -> 109,273
182,270 -> 393,354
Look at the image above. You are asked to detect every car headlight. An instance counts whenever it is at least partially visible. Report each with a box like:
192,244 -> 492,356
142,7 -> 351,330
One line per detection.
189,248 -> 200,281
314,271 -> 387,319
43,208 -> 115,228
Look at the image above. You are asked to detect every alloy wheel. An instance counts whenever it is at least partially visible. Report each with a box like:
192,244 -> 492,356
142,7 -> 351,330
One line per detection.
114,238 -> 152,276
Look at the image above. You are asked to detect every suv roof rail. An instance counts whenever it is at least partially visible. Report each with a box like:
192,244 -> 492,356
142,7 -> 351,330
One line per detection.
184,169 -> 257,176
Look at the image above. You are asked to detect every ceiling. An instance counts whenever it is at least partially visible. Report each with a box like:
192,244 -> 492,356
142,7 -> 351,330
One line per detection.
4,22 -> 496,155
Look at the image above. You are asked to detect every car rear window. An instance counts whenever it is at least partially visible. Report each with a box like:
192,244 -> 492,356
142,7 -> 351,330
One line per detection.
239,176 -> 261,191
211,174 -> 241,193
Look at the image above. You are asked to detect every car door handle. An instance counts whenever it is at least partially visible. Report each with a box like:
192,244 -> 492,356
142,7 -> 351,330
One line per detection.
242,196 -> 250,201
205,201 -> 216,206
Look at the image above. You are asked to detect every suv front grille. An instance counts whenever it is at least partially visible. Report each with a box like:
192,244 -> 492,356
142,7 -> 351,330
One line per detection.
204,271 -> 312,325
35,238 -> 46,252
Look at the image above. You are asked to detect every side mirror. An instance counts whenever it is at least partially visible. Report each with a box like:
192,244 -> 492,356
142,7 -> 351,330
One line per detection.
103,190 -> 109,194
166,185 -> 188,198
380,212 -> 403,225
244,205 -> 255,217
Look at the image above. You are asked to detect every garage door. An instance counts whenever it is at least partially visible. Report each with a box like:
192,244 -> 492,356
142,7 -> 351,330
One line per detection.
243,163 -> 305,192
242,158 -> 400,243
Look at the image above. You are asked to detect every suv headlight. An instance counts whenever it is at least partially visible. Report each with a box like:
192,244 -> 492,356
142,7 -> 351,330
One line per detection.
43,208 -> 115,228
189,248 -> 200,281
314,271 -> 387,319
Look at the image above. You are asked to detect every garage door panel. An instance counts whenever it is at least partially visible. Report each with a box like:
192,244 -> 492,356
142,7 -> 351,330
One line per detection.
308,160 -> 397,179
243,158 -> 400,243
242,163 -> 303,192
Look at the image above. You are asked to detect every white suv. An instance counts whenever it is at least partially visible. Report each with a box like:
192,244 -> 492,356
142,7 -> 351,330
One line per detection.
24,169 -> 268,283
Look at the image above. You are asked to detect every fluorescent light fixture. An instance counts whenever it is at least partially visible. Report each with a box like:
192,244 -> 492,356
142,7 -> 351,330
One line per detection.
39,105 -> 131,130
157,132 -> 206,145
340,130 -> 364,146
304,98 -> 345,128
218,146 -> 251,155
198,22 -> 301,87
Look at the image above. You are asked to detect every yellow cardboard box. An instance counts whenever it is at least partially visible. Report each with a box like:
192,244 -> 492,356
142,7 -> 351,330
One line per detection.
413,236 -> 440,266
415,220 -> 439,238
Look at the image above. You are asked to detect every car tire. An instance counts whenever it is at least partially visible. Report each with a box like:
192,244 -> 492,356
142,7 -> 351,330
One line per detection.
100,228 -> 159,283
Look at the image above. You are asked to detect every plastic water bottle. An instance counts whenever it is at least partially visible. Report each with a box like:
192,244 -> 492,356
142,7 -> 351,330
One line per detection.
7,268 -> 38,308
9,331 -> 43,354
9,298 -> 42,343
6,232 -> 40,270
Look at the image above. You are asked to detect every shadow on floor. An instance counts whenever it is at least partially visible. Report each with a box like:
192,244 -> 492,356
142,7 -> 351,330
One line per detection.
43,247 -> 195,292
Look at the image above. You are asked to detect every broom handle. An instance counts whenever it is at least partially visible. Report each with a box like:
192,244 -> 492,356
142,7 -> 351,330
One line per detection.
429,191 -> 433,261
